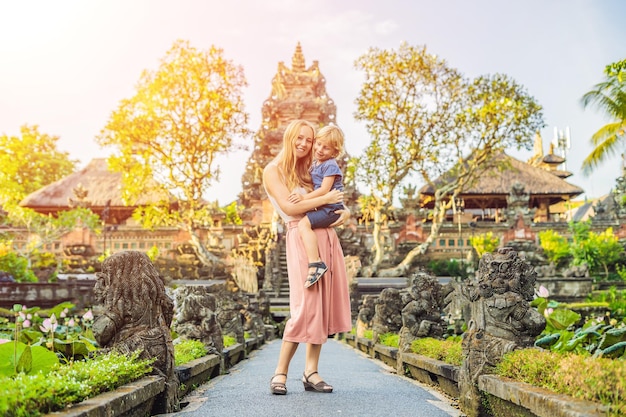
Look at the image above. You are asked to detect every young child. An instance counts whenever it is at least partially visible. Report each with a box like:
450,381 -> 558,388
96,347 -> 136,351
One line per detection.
288,125 -> 345,288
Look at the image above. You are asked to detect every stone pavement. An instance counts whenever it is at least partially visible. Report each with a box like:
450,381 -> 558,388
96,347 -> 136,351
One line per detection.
165,338 -> 462,417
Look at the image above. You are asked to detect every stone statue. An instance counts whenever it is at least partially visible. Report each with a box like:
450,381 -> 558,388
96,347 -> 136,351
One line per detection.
458,247 -> 546,417
172,286 -> 223,354
398,272 -> 447,353
356,294 -> 377,338
561,262 -> 590,278
92,251 -> 179,413
372,288 -> 404,344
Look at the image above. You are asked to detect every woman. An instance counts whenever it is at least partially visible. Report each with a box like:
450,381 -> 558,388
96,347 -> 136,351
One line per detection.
263,119 -> 352,395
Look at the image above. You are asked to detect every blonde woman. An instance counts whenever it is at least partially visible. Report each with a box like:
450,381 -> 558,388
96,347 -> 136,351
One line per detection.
264,120 -> 352,395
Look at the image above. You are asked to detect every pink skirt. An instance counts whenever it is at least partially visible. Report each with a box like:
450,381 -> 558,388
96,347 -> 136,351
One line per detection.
282,221 -> 352,344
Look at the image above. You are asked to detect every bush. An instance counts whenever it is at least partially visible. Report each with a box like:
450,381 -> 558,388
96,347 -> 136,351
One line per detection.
0,252 -> 36,283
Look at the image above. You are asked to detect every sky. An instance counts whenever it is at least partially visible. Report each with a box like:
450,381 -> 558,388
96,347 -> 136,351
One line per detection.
1,0 -> 624,205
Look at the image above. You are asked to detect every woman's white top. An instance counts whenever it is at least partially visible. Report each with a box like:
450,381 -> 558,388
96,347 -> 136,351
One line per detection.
264,161 -> 302,223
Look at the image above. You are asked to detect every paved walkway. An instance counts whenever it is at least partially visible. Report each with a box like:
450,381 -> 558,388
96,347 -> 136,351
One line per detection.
166,338 -> 462,417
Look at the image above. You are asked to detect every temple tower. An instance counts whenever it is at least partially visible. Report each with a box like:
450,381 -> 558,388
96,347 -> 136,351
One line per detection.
239,43 -> 337,225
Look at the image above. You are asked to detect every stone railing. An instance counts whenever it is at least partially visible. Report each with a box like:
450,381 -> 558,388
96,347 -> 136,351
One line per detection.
343,334 -> 608,417
43,335 -> 265,417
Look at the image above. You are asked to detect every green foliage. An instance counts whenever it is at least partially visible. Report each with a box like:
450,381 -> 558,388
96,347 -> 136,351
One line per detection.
593,228 -> 624,276
377,332 -> 399,348
426,259 -> 469,278
496,349 -> 626,416
223,335 -> 237,348
538,229 -> 570,267
174,339 -> 208,366
0,342 -> 59,377
0,303 -> 98,374
221,201 -> 243,225
616,265 -> 626,282
146,245 -> 160,262
0,125 -> 77,207
605,58 -> 626,79
581,58 -> 626,174
469,232 -> 500,257
532,295 -> 581,333
410,337 -> 463,366
0,251 -> 36,282
0,350 -> 154,417
589,288 -> 626,319
539,222 -> 625,277
533,289 -> 626,357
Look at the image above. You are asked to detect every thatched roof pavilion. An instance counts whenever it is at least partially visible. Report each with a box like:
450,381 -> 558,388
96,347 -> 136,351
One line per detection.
419,152 -> 584,220
20,158 -> 170,224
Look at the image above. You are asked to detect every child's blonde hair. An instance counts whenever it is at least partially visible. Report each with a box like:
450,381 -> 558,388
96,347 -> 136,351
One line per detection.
316,125 -> 345,159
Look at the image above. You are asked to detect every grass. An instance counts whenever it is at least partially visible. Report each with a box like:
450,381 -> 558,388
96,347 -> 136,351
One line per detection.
410,337 -> 463,366
496,348 -> 626,416
223,335 -> 237,348
0,350 -> 154,417
174,339 -> 208,366
378,332 -> 399,347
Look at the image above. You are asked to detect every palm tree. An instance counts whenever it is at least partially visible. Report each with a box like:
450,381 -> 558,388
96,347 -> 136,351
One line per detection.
580,59 -> 626,175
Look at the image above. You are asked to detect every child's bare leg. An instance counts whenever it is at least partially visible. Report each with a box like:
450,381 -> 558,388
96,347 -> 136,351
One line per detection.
298,216 -> 320,264
298,216 -> 327,288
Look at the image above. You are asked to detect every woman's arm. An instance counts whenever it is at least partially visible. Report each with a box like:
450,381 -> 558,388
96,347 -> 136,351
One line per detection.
329,206 -> 351,227
302,176 -> 336,200
288,175 -> 336,203
264,164 -> 343,216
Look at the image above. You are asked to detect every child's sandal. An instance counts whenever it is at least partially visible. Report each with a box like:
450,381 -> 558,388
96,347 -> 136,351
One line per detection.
305,261 -> 328,288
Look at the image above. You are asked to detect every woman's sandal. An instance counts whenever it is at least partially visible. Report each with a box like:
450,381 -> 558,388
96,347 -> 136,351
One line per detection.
302,371 -> 333,393
304,261 -> 328,288
270,373 -> 287,395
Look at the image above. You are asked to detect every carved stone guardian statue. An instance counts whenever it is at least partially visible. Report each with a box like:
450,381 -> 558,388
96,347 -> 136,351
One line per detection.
458,247 -> 545,417
92,251 -> 179,413
173,286 -> 224,354
398,271 -> 446,353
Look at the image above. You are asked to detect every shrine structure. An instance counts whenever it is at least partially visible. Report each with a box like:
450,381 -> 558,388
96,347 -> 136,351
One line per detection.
238,42 -> 339,226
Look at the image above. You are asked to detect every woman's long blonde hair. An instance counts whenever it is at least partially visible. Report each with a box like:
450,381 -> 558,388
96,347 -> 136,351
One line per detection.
275,120 -> 315,191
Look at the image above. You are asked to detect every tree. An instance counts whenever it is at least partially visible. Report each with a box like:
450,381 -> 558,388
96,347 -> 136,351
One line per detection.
350,43 -> 544,274
580,58 -> 626,174
0,125 -> 77,208
97,40 -> 251,266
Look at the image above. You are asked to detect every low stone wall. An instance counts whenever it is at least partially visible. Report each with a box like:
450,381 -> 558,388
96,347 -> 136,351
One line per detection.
343,335 -> 608,417
0,280 -> 96,310
535,276 -> 594,303
43,335 -> 265,417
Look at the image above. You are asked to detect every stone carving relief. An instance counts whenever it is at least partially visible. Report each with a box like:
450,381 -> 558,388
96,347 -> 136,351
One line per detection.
505,182 -> 535,226
92,251 -> 179,413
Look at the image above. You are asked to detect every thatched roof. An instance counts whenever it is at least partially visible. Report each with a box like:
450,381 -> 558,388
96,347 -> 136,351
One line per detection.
419,152 -> 584,208
20,158 -> 169,210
